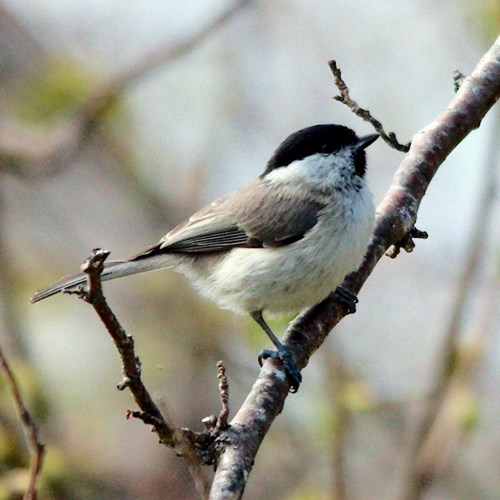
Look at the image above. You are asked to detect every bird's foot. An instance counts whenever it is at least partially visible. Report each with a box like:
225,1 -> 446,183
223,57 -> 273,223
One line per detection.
333,286 -> 358,314
258,347 -> 302,393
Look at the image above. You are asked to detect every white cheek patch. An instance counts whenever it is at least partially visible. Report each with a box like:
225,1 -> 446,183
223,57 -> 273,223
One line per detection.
265,151 -> 354,187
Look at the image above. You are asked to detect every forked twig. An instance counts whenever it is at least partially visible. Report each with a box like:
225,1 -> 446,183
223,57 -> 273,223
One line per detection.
329,60 -> 411,152
77,249 -> 211,498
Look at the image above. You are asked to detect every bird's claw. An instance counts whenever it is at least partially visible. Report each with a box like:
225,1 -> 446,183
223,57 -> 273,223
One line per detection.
258,348 -> 302,393
333,286 -> 358,314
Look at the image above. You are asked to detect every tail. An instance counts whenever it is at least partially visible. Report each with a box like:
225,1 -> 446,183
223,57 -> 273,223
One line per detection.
30,254 -> 177,304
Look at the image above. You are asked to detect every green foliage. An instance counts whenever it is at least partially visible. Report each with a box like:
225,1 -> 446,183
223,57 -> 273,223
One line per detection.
466,0 -> 500,42
0,359 -> 49,420
456,392 -> 480,433
287,489 -> 331,500
15,59 -> 92,124
339,379 -> 376,414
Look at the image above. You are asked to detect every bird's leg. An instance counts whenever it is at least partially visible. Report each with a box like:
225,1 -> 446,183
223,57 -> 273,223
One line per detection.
250,311 -> 302,393
332,286 -> 358,314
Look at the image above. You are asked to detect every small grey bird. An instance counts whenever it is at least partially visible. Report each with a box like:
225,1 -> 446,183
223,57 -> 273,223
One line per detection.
31,124 -> 378,391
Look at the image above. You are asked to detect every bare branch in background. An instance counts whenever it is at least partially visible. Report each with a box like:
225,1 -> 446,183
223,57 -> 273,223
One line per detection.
323,345 -> 351,500
0,346 -> 45,500
94,0 -> 254,96
329,59 -> 411,152
0,3 -> 45,59
0,0 -> 254,178
0,9 -> 48,496
401,106 -> 500,500
209,37 -> 500,498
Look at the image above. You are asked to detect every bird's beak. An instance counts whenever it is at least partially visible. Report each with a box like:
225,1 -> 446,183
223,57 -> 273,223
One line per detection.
355,133 -> 379,151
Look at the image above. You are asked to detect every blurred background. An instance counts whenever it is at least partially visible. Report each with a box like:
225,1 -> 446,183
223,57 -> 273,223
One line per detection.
0,0 -> 498,498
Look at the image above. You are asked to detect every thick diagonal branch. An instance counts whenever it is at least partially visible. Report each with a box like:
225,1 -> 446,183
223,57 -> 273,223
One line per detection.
209,37 -> 500,499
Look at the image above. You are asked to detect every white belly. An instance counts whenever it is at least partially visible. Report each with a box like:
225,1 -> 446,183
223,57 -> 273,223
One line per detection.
180,185 -> 374,315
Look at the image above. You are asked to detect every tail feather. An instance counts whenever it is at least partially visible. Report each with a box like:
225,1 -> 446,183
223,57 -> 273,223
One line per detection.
30,254 -> 177,304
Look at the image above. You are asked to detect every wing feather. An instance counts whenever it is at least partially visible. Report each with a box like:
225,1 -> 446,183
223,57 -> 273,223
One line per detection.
132,179 -> 326,260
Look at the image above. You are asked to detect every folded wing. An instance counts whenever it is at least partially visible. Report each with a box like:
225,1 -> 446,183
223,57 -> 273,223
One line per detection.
132,179 -> 326,260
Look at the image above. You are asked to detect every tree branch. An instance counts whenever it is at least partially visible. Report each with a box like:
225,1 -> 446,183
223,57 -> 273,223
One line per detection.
74,249 -> 176,443
401,101 -> 500,500
0,346 -> 45,500
329,59 -> 411,152
209,36 -> 500,498
75,249 -> 211,498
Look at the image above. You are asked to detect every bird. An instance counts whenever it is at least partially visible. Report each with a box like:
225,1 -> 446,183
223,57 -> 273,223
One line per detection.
31,124 -> 378,392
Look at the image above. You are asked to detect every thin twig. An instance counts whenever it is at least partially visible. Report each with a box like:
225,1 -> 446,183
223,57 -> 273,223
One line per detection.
215,361 -> 230,431
328,60 -> 411,152
77,249 -> 176,445
80,249 -> 213,497
385,226 -> 429,258
0,346 -> 45,500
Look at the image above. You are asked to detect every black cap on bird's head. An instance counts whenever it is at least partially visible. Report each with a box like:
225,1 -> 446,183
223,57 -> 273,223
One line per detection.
263,124 -> 379,178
